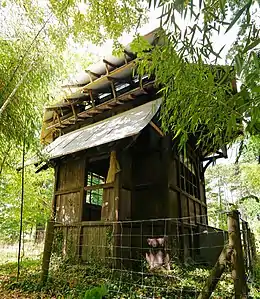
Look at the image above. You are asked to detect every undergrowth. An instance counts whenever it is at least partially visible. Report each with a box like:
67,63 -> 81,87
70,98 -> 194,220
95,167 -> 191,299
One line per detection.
0,257 -> 260,298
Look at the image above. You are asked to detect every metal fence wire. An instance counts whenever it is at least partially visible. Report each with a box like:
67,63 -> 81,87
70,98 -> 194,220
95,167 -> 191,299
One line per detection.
37,210 -> 255,298
1,211 -> 257,298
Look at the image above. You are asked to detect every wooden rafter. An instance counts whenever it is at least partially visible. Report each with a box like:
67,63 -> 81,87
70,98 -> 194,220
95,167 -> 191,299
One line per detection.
149,121 -> 164,136
46,80 -> 155,130
85,69 -> 101,79
85,71 -> 93,83
54,110 -> 62,127
103,59 -> 117,68
123,53 -> 128,64
89,89 -> 95,107
70,103 -> 77,123
109,80 -> 117,99
124,49 -> 136,59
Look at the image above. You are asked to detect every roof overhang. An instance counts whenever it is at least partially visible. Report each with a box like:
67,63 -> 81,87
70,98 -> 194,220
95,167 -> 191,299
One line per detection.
25,99 -> 161,169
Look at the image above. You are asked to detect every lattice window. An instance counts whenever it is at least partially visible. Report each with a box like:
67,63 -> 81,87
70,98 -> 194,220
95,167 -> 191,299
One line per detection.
86,172 -> 105,206
179,152 -> 199,198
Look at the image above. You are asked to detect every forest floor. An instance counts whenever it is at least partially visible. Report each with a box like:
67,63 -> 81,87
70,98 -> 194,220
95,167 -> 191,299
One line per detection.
0,246 -> 260,299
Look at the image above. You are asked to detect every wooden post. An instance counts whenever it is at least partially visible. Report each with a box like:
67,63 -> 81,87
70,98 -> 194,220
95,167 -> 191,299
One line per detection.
41,164 -> 59,284
198,244 -> 233,299
228,210 -> 248,298
40,220 -> 55,284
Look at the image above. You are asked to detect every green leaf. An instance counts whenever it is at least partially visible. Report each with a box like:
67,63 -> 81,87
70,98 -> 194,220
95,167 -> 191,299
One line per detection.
243,39 -> 260,53
225,1 -> 251,33
252,86 -> 260,93
199,0 -> 203,10
235,54 -> 243,75
219,0 -> 227,15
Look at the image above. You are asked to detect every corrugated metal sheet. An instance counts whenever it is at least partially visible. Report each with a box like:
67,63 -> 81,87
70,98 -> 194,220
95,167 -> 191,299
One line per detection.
43,99 -> 161,160
65,29 -> 161,87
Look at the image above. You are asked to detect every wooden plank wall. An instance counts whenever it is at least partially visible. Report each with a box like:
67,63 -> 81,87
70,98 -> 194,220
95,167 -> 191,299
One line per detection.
53,222 -> 113,263
131,127 -> 169,220
168,144 -> 208,261
50,128 -> 209,265
118,151 -> 132,221
101,186 -> 116,221
81,223 -> 113,263
55,156 -> 85,224
53,152 -> 118,262
53,155 -> 85,259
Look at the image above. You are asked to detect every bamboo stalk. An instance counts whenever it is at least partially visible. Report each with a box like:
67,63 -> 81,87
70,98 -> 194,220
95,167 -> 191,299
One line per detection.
0,63 -> 34,118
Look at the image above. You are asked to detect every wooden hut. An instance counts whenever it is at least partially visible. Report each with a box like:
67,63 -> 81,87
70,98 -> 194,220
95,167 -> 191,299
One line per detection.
39,30 -> 234,271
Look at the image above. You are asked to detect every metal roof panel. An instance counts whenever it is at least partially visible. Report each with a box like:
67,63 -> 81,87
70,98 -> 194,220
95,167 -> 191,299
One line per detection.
43,99 -> 161,160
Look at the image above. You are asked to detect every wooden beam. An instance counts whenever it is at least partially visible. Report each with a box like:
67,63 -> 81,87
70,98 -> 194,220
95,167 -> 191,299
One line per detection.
55,187 -> 82,196
54,110 -> 62,127
87,108 -> 103,114
89,89 -> 95,107
127,94 -> 136,100
115,100 -> 124,105
110,81 -> 117,99
85,69 -> 101,78
169,184 -> 207,207
70,103 -> 77,123
84,183 -> 114,191
47,80 -> 156,130
124,49 -> 136,59
103,59 -> 117,68
149,121 -> 164,136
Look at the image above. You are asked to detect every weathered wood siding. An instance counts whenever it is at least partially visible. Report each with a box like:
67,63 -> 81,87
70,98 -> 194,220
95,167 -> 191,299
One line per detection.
81,223 -> 113,263
56,192 -> 81,224
118,151 -> 132,221
53,222 -> 113,263
101,186 -> 116,221
54,155 -> 86,224
131,127 -> 169,220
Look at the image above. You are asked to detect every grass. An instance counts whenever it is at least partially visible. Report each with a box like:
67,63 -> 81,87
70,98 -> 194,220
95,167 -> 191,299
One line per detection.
0,257 -> 232,298
0,249 -> 260,298
0,242 -> 43,264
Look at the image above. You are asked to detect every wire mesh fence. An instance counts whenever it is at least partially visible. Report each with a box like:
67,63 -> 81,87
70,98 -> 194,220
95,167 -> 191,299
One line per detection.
240,216 -> 257,282
41,212 -> 236,298
1,211 -> 257,298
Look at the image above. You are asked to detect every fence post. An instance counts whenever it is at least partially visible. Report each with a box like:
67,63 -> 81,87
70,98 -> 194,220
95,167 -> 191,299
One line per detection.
40,220 -> 55,284
228,210 -> 248,298
197,244 -> 233,299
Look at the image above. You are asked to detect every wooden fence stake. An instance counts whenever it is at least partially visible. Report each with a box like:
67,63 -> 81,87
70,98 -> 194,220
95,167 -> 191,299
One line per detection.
197,244 -> 233,299
228,210 -> 248,298
40,220 -> 55,284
